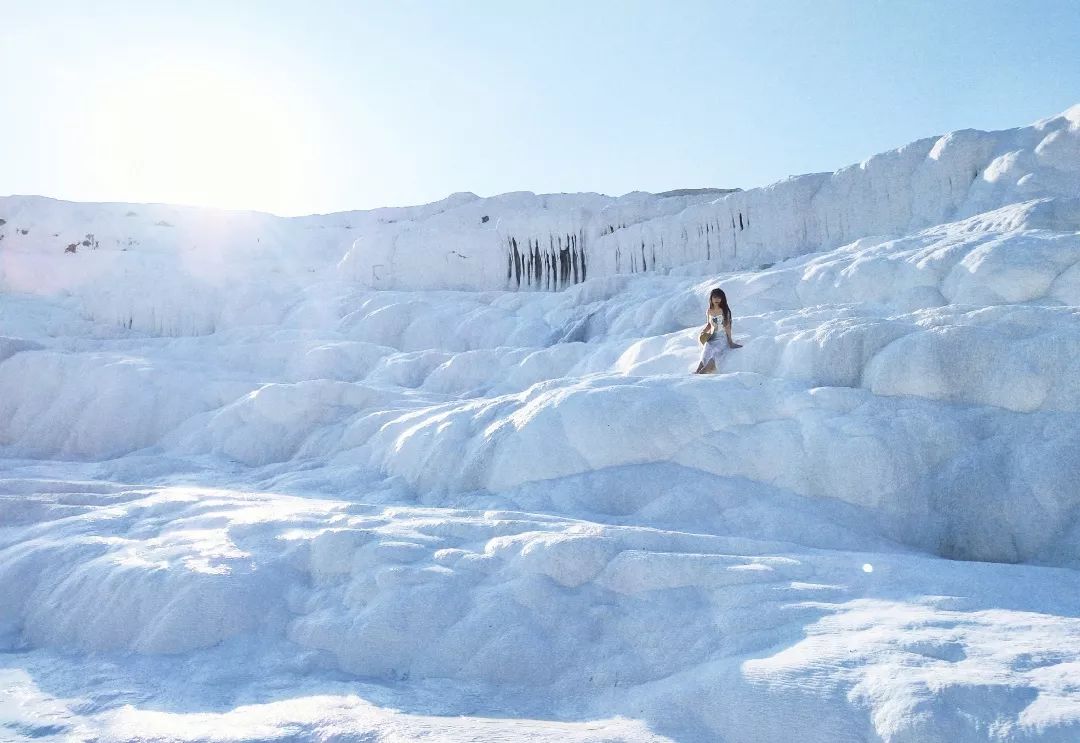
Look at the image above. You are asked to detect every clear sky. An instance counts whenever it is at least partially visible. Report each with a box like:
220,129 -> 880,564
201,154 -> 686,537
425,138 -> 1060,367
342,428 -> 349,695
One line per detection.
3,0 -> 1078,216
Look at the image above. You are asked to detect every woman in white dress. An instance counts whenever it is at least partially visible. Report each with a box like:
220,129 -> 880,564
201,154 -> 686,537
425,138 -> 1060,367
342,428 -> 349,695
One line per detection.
694,287 -> 742,374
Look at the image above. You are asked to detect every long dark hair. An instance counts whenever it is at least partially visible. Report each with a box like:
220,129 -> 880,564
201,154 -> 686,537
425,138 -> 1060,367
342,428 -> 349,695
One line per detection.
709,287 -> 731,325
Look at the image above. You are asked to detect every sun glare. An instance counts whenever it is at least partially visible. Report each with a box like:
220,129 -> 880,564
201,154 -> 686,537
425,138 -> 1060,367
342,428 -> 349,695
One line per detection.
86,64 -> 310,214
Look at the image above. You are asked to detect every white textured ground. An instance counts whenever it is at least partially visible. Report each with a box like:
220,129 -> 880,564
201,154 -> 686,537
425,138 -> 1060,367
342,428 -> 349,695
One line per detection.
1,106 -> 1080,742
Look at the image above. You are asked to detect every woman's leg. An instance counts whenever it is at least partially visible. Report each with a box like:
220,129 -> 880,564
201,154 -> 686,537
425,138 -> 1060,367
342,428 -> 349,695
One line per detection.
694,348 -> 719,374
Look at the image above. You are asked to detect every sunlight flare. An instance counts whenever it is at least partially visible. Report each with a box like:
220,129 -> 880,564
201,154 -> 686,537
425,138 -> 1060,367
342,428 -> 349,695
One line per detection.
85,63 -> 309,213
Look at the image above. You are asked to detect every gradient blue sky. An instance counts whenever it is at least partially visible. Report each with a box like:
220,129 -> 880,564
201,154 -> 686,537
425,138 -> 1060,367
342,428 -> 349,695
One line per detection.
3,0 -> 1079,216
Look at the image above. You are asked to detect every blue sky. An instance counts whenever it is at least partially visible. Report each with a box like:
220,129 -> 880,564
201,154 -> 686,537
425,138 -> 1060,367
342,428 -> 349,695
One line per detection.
2,0 -> 1078,216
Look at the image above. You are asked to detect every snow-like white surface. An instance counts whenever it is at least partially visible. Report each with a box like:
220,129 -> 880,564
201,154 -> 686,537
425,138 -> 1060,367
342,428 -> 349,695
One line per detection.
2,106 -> 1080,741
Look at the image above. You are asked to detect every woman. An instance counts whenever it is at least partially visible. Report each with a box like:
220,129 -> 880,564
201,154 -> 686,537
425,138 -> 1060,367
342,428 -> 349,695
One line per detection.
694,287 -> 742,374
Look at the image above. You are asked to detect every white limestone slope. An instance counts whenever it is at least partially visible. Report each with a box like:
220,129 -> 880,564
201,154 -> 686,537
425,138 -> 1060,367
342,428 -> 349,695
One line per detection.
338,104 -> 1080,291
1,106 -> 1080,742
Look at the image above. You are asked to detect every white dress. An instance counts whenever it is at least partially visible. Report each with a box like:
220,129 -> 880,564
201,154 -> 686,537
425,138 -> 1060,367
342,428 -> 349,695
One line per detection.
698,319 -> 728,368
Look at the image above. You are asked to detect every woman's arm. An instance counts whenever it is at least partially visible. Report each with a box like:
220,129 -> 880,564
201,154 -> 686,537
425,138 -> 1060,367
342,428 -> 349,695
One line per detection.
699,310 -> 715,345
722,317 -> 743,349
